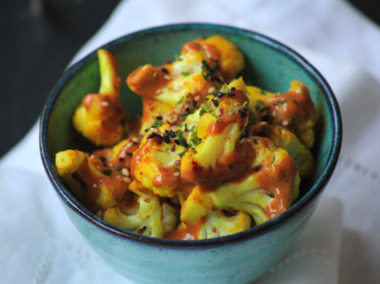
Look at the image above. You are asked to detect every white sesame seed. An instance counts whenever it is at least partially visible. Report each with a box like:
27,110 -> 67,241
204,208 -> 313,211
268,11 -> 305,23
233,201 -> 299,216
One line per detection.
208,87 -> 215,93
173,172 -> 180,177
164,75 -> 171,80
126,142 -> 133,148
194,95 -> 200,101
131,138 -> 139,143
121,168 -> 130,176
150,128 -> 158,133
282,120 -> 289,126
175,160 -> 181,165
100,101 -> 109,107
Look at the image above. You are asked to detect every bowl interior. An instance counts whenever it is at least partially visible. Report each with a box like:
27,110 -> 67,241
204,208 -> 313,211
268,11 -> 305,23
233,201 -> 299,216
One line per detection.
41,23 -> 341,243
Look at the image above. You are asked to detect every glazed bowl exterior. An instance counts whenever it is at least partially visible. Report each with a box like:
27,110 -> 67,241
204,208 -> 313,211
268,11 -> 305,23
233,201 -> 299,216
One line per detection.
40,23 -> 342,284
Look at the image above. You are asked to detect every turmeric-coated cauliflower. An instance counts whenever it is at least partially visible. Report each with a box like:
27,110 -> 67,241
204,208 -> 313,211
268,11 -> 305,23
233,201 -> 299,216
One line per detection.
166,210 -> 251,240
56,36 -> 316,240
181,137 -> 300,226
73,49 -> 127,146
101,190 -> 179,238
247,81 -> 316,148
55,149 -> 129,210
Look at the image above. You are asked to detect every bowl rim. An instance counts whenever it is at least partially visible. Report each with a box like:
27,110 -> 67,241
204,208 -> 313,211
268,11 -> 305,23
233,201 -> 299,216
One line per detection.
40,23 -> 342,248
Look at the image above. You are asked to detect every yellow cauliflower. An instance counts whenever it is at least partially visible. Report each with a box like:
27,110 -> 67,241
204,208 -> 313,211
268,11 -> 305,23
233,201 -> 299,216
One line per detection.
181,78 -> 252,188
101,191 -> 179,238
247,81 -> 316,148
130,124 -> 187,198
73,49 -> 127,146
250,122 -> 314,179
181,137 -> 300,226
55,149 -> 129,210
166,210 -> 251,240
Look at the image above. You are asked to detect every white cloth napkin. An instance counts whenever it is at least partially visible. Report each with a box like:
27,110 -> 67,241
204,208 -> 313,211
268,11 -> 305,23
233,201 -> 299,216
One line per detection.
2,0 -> 380,283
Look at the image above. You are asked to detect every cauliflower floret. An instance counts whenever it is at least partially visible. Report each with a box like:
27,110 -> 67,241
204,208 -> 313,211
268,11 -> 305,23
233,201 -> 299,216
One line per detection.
102,191 -> 179,238
126,42 -> 222,108
247,81 -> 316,148
181,137 -> 300,226
197,35 -> 245,81
55,149 -> 129,210
181,79 -> 252,188
131,124 -> 187,197
250,122 -> 314,179
166,210 -> 251,240
73,49 -> 127,146
139,97 -> 174,135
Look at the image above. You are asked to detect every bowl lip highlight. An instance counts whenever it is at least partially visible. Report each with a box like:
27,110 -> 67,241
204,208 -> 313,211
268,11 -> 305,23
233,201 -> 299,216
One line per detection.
40,23 -> 342,249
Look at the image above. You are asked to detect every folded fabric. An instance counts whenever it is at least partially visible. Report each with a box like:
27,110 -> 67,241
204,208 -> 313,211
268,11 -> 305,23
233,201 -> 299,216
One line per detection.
2,0 -> 380,283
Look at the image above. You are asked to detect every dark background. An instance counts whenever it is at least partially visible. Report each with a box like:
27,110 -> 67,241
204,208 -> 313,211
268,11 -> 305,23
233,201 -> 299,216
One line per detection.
0,0 -> 378,158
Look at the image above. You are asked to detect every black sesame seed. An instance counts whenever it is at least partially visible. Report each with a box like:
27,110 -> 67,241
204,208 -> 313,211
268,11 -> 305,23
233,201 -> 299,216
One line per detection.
192,100 -> 197,108
156,116 -> 163,120
227,92 -> 235,97
161,67 -> 169,74
182,140 -> 189,148
163,131 -> 170,143
240,129 -> 248,140
267,191 -> 275,198
119,157 -> 125,162
254,164 -> 263,171
184,108 -> 191,116
231,87 -> 236,91
114,165 -> 121,171
125,151 -> 133,156
103,169 -> 112,176
169,130 -> 176,137
216,92 -> 225,98
99,156 -> 107,167
174,139 -> 181,145
239,111 -> 248,118
147,133 -> 163,140
137,226 -> 147,234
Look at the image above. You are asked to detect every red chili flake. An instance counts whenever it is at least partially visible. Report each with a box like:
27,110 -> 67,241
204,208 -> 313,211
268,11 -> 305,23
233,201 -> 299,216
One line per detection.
165,59 -> 172,64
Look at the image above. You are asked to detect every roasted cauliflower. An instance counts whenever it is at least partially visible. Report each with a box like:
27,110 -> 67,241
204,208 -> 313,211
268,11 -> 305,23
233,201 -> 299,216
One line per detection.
56,36 -> 317,240
73,49 -> 127,146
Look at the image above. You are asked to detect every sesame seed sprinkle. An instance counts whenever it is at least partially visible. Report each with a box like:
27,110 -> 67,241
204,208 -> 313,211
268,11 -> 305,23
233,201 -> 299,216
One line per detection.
121,168 -> 130,176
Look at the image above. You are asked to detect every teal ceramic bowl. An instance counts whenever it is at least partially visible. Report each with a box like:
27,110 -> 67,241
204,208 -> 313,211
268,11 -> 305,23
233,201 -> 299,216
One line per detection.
40,23 -> 342,284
